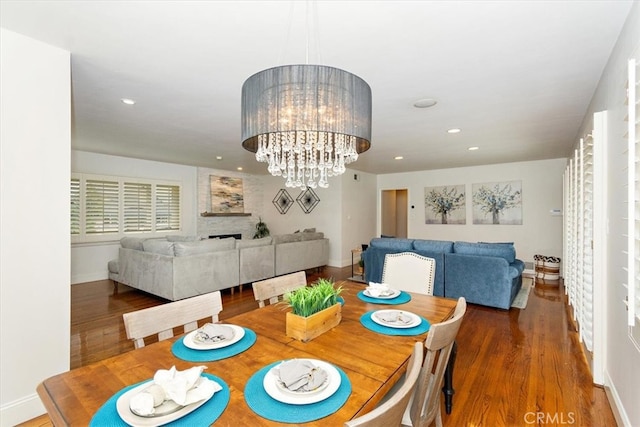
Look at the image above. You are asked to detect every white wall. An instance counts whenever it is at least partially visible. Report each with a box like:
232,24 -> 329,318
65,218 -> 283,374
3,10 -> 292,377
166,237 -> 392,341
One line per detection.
258,169 -> 378,268
576,2 -> 640,425
0,29 -> 70,425
340,170 -> 378,266
376,158 -> 566,264
70,150 -> 198,284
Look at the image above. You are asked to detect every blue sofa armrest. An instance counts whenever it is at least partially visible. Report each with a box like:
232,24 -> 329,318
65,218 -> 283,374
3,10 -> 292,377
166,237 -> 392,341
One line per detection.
444,253 -> 521,309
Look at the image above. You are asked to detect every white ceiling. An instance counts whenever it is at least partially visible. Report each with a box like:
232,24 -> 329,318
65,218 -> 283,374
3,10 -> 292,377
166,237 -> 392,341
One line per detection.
0,1 -> 634,175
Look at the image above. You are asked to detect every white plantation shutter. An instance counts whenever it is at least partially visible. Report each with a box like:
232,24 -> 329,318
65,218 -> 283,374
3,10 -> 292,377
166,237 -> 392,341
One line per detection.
85,179 -> 119,234
124,182 -> 152,232
71,174 -> 182,241
626,56 -> 640,348
70,177 -> 80,235
564,141 -> 594,351
156,184 -> 180,231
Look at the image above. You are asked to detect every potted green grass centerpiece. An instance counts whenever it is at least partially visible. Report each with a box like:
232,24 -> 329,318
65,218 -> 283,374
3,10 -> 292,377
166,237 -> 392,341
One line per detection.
284,278 -> 343,342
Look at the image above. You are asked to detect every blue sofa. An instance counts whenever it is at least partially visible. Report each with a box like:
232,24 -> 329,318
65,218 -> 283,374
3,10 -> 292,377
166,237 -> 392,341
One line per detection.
362,238 -> 525,309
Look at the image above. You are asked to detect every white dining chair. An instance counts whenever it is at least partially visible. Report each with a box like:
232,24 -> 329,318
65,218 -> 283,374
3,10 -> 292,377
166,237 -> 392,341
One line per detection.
122,291 -> 223,349
252,271 -> 307,308
381,252 -> 436,295
344,342 -> 423,427
402,297 -> 467,427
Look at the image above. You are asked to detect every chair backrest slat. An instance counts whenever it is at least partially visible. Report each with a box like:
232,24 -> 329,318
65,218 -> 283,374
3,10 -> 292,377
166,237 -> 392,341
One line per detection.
344,342 -> 423,427
253,271 -> 307,308
122,291 -> 223,349
382,252 -> 436,295
409,297 -> 466,427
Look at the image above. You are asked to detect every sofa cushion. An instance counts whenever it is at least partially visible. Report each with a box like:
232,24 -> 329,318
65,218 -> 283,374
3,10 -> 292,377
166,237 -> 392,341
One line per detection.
174,238 -> 236,256
453,241 -> 516,263
412,239 -> 454,253
273,233 -> 303,244
369,238 -> 414,251
166,235 -> 201,242
303,227 -> 316,232
301,232 -> 324,241
236,236 -> 273,249
120,237 -> 146,250
142,239 -> 175,256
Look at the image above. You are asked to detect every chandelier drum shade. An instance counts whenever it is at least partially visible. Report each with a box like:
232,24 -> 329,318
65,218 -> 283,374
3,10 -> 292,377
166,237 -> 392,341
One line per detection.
241,64 -> 371,189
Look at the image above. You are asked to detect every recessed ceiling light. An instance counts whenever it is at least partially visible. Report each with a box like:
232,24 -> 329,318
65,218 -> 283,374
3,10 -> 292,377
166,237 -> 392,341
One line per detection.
468,146 -> 479,151
447,128 -> 461,134
413,98 -> 437,109
394,156 -> 404,160
237,167 -> 243,171
121,98 -> 136,105
216,156 -> 223,160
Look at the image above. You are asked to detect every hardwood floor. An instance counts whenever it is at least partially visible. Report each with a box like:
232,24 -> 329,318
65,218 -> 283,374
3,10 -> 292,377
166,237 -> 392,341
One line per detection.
21,267 -> 616,426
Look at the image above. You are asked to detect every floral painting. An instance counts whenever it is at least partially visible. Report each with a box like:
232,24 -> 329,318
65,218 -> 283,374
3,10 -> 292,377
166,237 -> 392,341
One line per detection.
472,180 -> 522,225
210,175 -> 244,213
424,185 -> 466,224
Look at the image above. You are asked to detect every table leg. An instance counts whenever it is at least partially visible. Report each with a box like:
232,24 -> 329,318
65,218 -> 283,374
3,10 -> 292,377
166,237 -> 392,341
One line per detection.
442,340 -> 457,414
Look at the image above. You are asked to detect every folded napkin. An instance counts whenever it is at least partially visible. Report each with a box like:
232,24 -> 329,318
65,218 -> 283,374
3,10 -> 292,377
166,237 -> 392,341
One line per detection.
375,311 -> 413,325
274,359 -> 328,392
194,323 -> 234,343
367,282 -> 392,297
129,366 -> 221,416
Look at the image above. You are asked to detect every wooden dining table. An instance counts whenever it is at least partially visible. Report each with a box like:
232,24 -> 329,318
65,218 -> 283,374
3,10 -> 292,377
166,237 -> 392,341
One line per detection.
37,280 -> 457,426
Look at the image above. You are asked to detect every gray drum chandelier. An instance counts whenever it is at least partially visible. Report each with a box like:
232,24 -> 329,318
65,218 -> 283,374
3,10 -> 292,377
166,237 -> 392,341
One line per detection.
241,64 -> 371,189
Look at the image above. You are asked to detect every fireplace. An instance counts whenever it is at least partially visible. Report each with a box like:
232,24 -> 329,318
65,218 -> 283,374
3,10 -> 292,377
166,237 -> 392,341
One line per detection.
209,233 -> 242,240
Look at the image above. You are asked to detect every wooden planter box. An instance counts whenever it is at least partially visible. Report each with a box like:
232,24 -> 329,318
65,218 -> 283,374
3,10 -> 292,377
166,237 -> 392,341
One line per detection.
286,303 -> 342,342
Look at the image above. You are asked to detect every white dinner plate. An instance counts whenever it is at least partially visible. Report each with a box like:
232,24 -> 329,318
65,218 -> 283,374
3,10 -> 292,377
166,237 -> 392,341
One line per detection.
363,288 -> 401,299
116,377 -> 216,426
263,359 -> 341,405
371,310 -> 421,329
184,324 -> 245,350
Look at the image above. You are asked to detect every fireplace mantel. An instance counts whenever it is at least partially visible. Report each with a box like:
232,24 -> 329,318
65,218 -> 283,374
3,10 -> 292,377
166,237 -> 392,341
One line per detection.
200,212 -> 252,217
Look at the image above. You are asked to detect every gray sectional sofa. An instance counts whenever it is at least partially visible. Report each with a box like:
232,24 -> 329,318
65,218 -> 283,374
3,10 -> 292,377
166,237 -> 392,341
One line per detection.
362,238 -> 524,309
111,232 -> 329,301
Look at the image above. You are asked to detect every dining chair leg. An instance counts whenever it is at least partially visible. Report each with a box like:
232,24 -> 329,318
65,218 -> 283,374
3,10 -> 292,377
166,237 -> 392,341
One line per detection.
442,340 -> 457,414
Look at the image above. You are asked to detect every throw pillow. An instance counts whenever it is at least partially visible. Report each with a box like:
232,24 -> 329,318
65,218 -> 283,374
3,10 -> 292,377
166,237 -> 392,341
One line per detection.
236,236 -> 273,249
166,235 -> 201,242
120,237 -> 146,250
142,240 -> 175,256
174,238 -> 236,256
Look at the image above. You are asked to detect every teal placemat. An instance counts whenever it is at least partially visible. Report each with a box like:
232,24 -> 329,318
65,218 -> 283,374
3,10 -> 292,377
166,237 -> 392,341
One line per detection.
360,310 -> 430,335
89,373 -> 230,426
244,361 -> 351,423
357,290 -> 411,305
172,327 -> 256,362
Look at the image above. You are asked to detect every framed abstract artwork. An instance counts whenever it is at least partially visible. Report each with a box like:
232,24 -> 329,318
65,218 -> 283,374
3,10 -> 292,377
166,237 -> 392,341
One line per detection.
210,175 -> 244,213
472,180 -> 522,225
424,185 -> 466,224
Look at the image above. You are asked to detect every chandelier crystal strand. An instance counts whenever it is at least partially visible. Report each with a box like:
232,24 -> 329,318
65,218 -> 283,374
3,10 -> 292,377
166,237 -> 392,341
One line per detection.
241,65 -> 371,189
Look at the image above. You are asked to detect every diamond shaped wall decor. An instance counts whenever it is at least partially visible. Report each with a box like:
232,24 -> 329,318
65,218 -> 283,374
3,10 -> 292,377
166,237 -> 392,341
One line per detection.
296,188 -> 320,214
272,189 -> 294,214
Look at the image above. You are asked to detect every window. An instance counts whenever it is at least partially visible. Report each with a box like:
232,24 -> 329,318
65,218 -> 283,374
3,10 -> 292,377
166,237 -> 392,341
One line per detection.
156,184 -> 180,231
71,173 -> 181,242
124,182 -> 152,232
70,177 -> 80,235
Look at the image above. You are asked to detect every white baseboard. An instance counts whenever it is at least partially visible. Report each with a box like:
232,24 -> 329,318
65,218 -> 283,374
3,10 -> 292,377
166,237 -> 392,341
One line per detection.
71,271 -> 108,285
0,393 -> 45,427
604,369 -> 632,427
